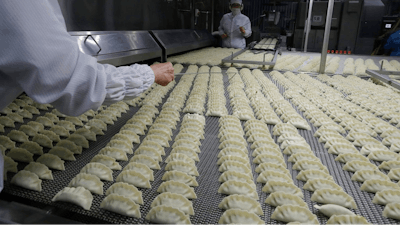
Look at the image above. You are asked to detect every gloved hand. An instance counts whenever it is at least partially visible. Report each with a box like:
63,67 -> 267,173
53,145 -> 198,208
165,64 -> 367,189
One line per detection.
221,34 -> 228,39
239,27 -> 245,34
150,62 -> 174,86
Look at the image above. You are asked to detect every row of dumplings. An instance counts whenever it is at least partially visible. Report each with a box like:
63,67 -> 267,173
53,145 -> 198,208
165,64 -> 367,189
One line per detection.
230,51 -> 274,69
253,37 -> 277,50
324,56 -> 341,74
278,72 -> 400,221
50,68 -> 186,216
182,66 -> 210,114
273,54 -> 310,72
216,116 -> 264,224
205,67 -> 228,117
226,68 -> 255,120
146,114 -> 206,224
167,47 -> 242,67
298,56 -> 330,73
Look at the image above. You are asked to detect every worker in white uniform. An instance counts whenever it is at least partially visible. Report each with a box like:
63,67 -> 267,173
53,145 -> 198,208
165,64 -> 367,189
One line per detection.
0,0 -> 174,192
218,0 -> 252,49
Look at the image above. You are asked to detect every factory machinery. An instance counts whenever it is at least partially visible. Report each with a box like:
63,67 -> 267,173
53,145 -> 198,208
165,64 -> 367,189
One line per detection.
3,28 -> 400,224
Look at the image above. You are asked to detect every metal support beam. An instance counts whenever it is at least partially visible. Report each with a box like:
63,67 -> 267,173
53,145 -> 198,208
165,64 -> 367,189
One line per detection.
366,69 -> 400,90
303,0 -> 314,52
319,0 -> 335,74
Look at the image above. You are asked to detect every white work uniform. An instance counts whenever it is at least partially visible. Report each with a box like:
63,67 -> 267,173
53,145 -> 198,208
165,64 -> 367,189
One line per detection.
218,12 -> 252,49
0,0 -> 155,117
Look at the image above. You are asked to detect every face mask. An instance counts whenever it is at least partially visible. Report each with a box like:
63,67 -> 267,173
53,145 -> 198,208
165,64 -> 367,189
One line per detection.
231,8 -> 241,16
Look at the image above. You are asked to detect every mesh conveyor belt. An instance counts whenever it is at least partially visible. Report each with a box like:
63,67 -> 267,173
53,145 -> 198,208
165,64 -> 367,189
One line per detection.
1,67 -> 398,224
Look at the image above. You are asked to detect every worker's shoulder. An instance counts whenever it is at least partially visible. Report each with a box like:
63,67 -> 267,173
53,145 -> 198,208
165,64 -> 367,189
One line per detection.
236,14 -> 250,20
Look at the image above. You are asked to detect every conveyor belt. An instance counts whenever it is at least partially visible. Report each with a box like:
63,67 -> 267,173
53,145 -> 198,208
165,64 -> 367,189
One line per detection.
1,67 -> 399,224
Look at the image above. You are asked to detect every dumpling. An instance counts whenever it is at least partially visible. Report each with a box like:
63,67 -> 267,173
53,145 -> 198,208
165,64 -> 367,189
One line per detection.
360,179 -> 400,193
106,182 -> 143,205
256,170 -> 292,184
253,154 -> 286,166
218,147 -> 248,158
0,135 -> 16,149
51,109 -> 67,118
151,192 -> 194,215
219,171 -> 253,184
288,152 -> 319,163
36,116 -> 54,127
7,130 -> 29,142
87,119 -> 107,131
157,180 -> 197,199
252,146 -> 281,158
351,169 -> 389,182
4,156 -> 18,173
11,170 -> 42,192
303,178 -> 343,192
383,202 -> 400,220
100,194 -> 141,218
219,194 -> 262,215
368,150 -> 400,162
264,192 -> 308,208
8,112 -> 24,123
335,153 -> 368,163
68,173 -> 104,195
218,180 -> 258,200
135,147 -> 162,162
0,116 -> 15,128
218,209 -> 264,224
99,147 -> 128,161
314,204 -> 355,218
262,181 -> 304,199
388,168 -> 400,181
255,163 -> 288,175
116,170 -> 151,189
326,215 -> 370,224
91,154 -> 122,170
165,153 -> 196,165
373,189 -> 400,205
52,187 -> 93,210
343,160 -> 378,172
120,124 -> 145,135
219,161 -> 251,177
87,125 -> 104,136
43,112 -> 59,123
144,134 -> 169,147
6,147 -> 34,163
119,130 -> 140,143
172,139 -> 200,153
123,162 -> 154,181
65,116 -> 84,126
106,140 -> 132,154
19,125 -> 38,137
36,153 -> 65,170
56,140 -> 82,154
129,155 -> 160,170
165,161 -> 199,176
146,205 -> 191,224
271,205 -> 319,224
292,160 -> 329,174
48,146 -> 76,161
140,140 -> 164,155
24,162 -> 53,180
27,121 -> 44,132
296,169 -> 334,182
251,140 -> 279,150
379,161 -> 400,170
328,144 -> 359,155
20,141 -> 43,155
162,171 -> 198,187
67,134 -> 89,149
80,162 -> 113,181
50,125 -> 70,137
311,189 -> 357,209
75,128 -> 96,142
32,134 -> 53,148
282,145 -> 312,155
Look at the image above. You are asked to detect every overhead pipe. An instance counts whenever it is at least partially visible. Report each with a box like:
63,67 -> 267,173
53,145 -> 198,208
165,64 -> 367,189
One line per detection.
319,0 -> 335,74
303,0 -> 314,52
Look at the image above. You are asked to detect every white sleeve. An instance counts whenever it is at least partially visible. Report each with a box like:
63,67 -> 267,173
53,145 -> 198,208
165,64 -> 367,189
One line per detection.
218,15 -> 227,36
0,0 -> 154,116
243,17 -> 252,38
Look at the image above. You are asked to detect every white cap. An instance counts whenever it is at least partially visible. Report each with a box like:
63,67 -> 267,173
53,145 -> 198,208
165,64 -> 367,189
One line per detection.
230,0 -> 242,4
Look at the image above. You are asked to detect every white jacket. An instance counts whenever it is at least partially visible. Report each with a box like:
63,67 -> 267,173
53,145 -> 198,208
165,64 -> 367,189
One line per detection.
218,12 -> 252,49
0,0 -> 155,117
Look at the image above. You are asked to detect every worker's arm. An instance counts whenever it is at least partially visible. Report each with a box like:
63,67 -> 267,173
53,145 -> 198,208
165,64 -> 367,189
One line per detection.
0,0 -> 157,116
218,15 -> 228,38
241,16 -> 252,38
